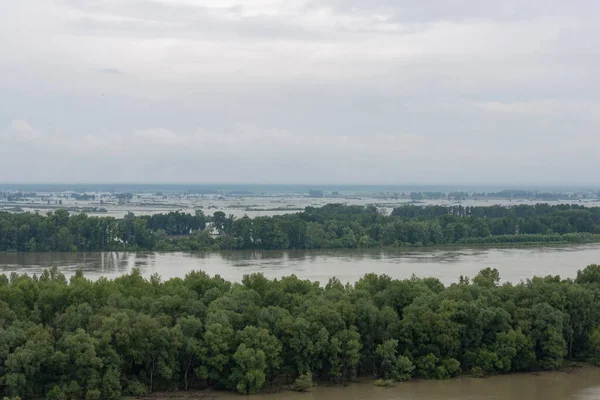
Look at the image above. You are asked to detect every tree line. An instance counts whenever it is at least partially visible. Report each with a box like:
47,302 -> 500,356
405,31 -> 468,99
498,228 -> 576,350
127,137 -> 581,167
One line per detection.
2,265 -> 600,398
2,204 -> 600,252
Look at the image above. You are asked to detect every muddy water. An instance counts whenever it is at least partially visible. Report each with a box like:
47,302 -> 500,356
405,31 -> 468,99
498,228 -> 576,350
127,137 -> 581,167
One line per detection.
211,369 -> 600,400
1,244 -> 600,284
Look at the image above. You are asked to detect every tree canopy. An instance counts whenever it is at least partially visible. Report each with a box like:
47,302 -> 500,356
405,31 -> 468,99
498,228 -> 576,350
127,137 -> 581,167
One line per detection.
2,265 -> 600,398
2,203 -> 600,252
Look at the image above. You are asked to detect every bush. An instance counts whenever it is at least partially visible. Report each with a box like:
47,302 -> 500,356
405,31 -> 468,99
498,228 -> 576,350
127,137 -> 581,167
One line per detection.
374,379 -> 395,388
416,353 -> 438,378
435,358 -> 461,379
394,356 -> 415,382
125,381 -> 148,397
85,389 -> 102,400
64,381 -> 81,399
291,373 -> 313,392
45,386 -> 66,400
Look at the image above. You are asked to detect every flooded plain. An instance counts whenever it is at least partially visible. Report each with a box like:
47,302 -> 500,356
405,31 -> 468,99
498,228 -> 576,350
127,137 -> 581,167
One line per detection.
1,244 -> 600,284
10,195 -> 600,219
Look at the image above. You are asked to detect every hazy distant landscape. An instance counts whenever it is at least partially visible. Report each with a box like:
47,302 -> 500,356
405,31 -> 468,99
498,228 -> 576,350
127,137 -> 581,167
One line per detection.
2,183 -> 600,219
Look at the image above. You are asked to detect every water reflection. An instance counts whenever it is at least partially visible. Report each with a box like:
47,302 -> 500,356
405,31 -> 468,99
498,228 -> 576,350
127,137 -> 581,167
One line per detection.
1,244 -> 600,284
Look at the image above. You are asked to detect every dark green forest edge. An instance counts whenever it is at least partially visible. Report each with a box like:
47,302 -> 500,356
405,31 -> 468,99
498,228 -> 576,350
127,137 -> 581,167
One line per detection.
3,265 -> 600,399
2,204 -> 600,252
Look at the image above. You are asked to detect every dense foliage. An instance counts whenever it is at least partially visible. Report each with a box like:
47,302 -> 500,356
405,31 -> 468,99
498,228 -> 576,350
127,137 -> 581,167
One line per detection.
2,265 -> 600,398
2,204 -> 600,252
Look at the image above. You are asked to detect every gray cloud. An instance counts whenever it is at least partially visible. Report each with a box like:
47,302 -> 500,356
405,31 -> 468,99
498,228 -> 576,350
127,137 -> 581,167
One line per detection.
312,0 -> 598,22
62,0 -> 324,41
99,67 -> 124,75
0,0 -> 598,184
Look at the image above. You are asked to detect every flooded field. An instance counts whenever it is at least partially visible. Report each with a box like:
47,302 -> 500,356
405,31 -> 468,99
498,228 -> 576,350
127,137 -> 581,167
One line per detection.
7,195 -> 600,219
3,183 -> 600,219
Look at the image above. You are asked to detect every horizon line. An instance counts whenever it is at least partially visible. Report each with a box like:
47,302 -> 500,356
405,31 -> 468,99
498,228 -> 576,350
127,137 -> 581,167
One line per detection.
0,182 -> 599,188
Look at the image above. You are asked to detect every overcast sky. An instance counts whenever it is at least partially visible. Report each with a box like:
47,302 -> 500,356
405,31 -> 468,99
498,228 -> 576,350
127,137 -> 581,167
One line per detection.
0,0 -> 598,185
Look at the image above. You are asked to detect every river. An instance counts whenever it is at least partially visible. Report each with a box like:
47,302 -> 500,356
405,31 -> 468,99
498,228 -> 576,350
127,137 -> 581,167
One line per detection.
1,244 -> 600,284
207,369 -> 600,400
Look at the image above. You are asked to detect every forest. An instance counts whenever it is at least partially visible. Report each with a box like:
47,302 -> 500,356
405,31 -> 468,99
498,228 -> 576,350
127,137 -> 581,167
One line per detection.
2,204 -> 600,252
2,265 -> 600,398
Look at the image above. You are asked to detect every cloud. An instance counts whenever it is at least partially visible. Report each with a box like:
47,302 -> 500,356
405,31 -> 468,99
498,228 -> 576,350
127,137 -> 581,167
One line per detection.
99,67 -> 124,75
0,0 -> 598,184
0,120 -> 451,183
1,118 -> 595,185
6,120 -> 45,142
10,120 -> 35,132
61,0 -> 325,42
311,0 -> 598,22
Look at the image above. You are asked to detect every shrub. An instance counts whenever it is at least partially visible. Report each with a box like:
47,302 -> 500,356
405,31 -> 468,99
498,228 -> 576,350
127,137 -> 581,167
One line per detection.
85,389 -> 102,400
394,356 -> 415,382
291,372 -> 313,392
374,379 -> 395,388
125,381 -> 148,397
45,386 -> 66,400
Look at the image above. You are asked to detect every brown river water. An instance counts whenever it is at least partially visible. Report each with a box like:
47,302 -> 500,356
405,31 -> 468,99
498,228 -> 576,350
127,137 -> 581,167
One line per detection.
176,369 -> 600,400
1,244 -> 600,284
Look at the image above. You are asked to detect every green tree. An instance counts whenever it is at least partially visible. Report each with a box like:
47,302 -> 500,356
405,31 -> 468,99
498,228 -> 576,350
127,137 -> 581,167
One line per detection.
176,316 -> 203,390
588,328 -> 600,365
230,344 -> 267,394
375,339 -> 414,381
198,323 -> 233,384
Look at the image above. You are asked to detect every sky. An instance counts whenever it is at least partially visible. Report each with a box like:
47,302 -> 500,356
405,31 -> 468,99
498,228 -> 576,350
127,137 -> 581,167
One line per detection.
0,0 -> 598,185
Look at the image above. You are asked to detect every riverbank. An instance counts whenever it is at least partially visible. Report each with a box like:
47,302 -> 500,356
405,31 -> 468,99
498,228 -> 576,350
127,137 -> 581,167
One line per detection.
3,234 -> 600,254
395,236 -> 600,249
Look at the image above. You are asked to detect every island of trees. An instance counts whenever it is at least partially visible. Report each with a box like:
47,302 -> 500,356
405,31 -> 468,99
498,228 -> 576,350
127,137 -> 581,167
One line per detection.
2,204 -> 600,252
2,265 -> 600,398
